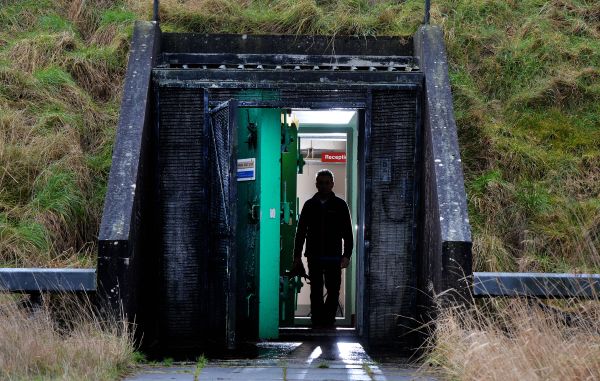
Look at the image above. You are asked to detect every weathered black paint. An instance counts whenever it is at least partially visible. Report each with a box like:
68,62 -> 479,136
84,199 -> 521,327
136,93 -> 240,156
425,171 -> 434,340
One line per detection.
356,96 -> 371,340
97,21 -> 161,339
153,75 -> 422,348
414,25 -> 473,320
162,34 -> 413,56
0,268 -> 96,292
159,52 -> 418,69
363,89 -> 419,350
153,68 -> 422,86
157,86 -> 207,351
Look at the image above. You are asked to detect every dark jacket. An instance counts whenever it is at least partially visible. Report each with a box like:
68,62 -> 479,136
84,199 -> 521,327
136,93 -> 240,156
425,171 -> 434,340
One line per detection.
293,192 -> 353,259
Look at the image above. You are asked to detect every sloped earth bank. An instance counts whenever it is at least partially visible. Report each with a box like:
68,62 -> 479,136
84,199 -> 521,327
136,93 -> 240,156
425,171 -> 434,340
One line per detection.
1,0 -> 597,272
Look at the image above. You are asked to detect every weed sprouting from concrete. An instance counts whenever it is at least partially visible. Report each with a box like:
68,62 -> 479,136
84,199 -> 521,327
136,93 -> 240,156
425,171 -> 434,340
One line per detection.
132,351 -> 147,364
194,354 -> 207,380
363,363 -> 375,379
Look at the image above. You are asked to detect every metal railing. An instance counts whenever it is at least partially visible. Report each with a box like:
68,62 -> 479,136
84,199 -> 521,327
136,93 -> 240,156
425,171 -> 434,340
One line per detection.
474,272 -> 600,299
153,0 -> 159,23
0,268 -> 96,293
424,0 -> 431,24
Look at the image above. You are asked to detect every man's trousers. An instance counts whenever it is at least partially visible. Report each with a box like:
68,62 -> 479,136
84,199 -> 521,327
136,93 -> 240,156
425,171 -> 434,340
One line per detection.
307,256 -> 342,327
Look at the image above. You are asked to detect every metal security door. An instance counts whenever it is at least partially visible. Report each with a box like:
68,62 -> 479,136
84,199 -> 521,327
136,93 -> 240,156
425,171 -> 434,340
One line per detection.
208,100 -> 238,349
363,89 -> 419,347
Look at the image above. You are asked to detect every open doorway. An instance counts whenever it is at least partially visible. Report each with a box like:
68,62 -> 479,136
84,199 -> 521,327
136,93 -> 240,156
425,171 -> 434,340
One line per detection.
288,109 -> 358,329
233,102 -> 361,338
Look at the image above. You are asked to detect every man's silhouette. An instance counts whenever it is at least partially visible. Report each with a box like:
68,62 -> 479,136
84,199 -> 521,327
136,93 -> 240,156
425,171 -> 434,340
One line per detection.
293,169 -> 353,328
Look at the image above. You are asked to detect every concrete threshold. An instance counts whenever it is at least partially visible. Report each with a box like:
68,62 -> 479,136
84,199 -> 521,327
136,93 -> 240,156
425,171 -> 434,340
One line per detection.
279,326 -> 357,340
125,340 -> 442,381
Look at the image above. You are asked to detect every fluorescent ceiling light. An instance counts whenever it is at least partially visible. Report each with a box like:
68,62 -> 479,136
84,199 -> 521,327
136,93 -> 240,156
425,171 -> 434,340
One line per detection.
292,110 -> 355,125
298,133 -> 347,140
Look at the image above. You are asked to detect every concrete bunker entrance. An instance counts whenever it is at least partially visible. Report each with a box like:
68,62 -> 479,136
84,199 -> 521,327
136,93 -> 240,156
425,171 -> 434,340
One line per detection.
154,79 -> 422,351
98,27 -> 473,358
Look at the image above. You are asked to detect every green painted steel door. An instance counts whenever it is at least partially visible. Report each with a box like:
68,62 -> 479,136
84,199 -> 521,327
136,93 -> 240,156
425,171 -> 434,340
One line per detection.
233,94 -> 282,340
280,115 -> 301,326
256,107 -> 281,339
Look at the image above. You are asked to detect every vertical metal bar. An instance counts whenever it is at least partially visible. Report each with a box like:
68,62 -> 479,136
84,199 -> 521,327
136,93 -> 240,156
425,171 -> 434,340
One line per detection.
424,0 -> 431,24
410,85 -> 423,330
203,89 -> 210,167
344,127 -> 354,327
153,81 -> 169,348
151,81 -> 161,209
152,80 -> 163,319
153,0 -> 160,23
356,90 -> 372,339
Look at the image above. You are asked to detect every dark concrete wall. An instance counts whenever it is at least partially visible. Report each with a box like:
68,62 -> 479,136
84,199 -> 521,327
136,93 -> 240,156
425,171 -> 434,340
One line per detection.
161,34 -> 413,56
414,25 -> 472,315
97,21 -> 161,328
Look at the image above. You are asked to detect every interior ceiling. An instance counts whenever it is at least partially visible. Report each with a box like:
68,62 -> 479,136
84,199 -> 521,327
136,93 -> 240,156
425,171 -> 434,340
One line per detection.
291,109 -> 357,126
300,139 -> 346,151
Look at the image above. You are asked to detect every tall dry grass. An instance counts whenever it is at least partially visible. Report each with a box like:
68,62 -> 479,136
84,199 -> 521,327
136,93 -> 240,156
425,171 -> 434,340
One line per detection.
0,294 -> 136,380
428,298 -> 600,381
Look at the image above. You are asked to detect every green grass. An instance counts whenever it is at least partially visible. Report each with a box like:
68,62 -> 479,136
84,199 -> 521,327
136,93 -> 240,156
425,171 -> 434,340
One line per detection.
38,14 -> 75,33
100,8 -> 137,26
0,215 -> 50,253
431,0 -> 600,272
0,0 -> 598,273
32,168 -> 85,222
34,65 -> 75,88
0,0 -> 127,267
132,351 -> 147,364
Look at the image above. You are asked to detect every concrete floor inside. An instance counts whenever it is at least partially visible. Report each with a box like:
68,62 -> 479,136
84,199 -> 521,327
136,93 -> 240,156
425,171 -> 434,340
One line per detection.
125,338 -> 440,381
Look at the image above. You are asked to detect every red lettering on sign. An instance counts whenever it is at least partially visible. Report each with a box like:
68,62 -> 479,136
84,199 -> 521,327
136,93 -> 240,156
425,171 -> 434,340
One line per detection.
321,152 -> 347,162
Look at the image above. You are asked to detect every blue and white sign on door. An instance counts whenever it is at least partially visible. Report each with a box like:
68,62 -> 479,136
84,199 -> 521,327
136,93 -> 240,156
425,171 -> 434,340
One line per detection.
237,158 -> 256,181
